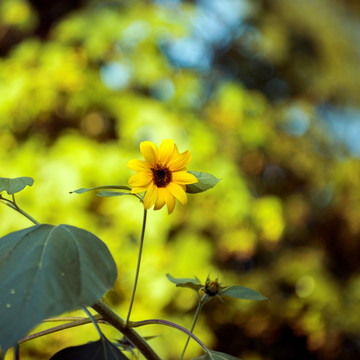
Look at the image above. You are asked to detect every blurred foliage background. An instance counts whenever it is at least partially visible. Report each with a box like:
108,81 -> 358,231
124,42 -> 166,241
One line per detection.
1,0 -> 360,359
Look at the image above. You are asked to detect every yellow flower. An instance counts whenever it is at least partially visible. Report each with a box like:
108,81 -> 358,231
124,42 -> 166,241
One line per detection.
128,140 -> 198,214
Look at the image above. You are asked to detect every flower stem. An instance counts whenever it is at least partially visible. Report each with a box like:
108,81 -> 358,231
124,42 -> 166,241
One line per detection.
180,294 -> 207,360
126,208 -> 147,324
0,195 -> 39,225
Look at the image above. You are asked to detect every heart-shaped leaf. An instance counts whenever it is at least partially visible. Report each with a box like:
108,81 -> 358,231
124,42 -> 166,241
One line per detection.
50,336 -> 129,360
70,185 -> 131,194
221,286 -> 267,301
166,274 -> 203,291
0,224 -> 117,354
193,349 -> 241,360
186,172 -> 220,194
0,177 -> 34,195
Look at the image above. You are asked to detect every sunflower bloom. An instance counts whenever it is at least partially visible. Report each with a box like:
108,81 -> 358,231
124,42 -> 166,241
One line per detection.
128,140 -> 198,214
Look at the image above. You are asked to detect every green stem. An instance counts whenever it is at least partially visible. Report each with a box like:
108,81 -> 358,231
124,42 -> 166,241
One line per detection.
126,208 -> 147,324
0,195 -> 39,225
92,299 -> 160,360
180,294 -> 207,360
129,319 -> 208,352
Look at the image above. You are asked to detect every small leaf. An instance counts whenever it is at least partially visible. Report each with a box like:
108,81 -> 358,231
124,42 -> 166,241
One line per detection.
70,185 -> 131,194
50,336 -> 129,360
97,191 -> 134,198
166,274 -> 203,291
0,224 -> 117,354
193,349 -> 241,360
221,286 -> 267,301
0,177 -> 34,195
186,172 -> 220,194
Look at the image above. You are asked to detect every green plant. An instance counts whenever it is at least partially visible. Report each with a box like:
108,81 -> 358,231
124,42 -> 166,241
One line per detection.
0,140 -> 267,360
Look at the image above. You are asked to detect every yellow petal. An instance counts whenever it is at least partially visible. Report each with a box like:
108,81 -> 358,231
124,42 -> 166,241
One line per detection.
172,171 -> 198,185
131,186 -> 149,194
168,144 -> 180,164
143,183 -> 158,209
129,172 -> 152,187
127,159 -> 151,172
158,139 -> 175,165
140,141 -> 158,167
168,150 -> 192,172
164,190 -> 176,214
167,182 -> 188,206
154,187 -> 166,210
172,144 -> 179,157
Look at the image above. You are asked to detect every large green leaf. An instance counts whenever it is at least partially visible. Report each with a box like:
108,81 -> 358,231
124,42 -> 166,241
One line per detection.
186,172 -> 220,194
50,336 -> 129,360
0,224 -> 117,354
0,177 -> 34,195
193,350 -> 241,360
70,185 -> 131,194
221,286 -> 267,301
166,274 -> 203,291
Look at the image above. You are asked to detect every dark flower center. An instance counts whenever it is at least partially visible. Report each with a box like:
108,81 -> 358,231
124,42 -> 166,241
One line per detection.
151,165 -> 172,187
204,279 -> 220,296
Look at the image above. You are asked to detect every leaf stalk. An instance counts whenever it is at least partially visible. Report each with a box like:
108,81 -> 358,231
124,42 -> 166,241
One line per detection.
18,315 -> 103,344
0,195 -> 39,225
129,318 -> 208,353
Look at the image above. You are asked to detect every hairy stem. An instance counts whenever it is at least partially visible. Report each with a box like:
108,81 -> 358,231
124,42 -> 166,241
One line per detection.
18,316 -> 103,344
92,299 -> 160,360
126,208 -> 147,324
43,316 -> 98,322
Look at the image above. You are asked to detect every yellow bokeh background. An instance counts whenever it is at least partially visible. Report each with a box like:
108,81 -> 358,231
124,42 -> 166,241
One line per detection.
1,0 -> 360,359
